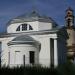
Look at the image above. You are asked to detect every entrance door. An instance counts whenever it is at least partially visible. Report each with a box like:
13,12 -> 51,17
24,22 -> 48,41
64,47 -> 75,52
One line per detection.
29,51 -> 35,65
50,38 -> 54,67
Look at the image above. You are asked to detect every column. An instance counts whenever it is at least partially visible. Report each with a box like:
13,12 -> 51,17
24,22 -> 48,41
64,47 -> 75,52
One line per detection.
54,38 -> 58,67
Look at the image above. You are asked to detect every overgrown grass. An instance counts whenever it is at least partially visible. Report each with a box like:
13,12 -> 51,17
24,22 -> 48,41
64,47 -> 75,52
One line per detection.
1,62 -> 75,75
1,66 -> 58,75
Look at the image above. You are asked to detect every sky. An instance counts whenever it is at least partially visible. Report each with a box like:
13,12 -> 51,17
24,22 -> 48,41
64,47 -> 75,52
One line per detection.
0,0 -> 75,33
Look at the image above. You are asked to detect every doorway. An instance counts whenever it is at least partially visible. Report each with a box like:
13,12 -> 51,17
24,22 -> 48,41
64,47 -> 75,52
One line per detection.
50,38 -> 54,67
29,51 -> 35,65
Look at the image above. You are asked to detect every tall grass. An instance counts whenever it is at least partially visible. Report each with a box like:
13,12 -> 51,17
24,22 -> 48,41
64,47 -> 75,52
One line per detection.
1,62 -> 75,75
1,66 -> 58,75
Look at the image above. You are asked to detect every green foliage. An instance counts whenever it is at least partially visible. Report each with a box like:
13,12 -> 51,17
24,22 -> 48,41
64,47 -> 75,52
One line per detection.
1,62 -> 75,75
1,66 -> 58,75
57,62 -> 75,75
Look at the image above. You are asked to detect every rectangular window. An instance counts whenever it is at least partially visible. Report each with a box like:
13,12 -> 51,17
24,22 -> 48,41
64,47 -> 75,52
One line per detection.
29,51 -> 35,64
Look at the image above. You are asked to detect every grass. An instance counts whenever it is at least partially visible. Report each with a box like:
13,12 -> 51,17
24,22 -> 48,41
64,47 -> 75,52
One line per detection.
1,62 -> 75,75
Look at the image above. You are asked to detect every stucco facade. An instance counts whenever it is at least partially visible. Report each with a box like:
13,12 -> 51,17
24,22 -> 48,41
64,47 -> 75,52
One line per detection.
0,10 -> 67,67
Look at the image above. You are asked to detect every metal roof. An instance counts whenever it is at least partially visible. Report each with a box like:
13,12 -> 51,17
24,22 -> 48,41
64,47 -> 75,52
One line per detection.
7,10 -> 58,27
8,35 -> 40,46
12,35 -> 35,41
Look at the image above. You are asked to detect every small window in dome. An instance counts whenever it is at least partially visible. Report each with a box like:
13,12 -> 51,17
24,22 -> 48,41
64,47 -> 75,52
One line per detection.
22,24 -> 27,31
29,25 -> 33,30
29,51 -> 35,64
16,26 -> 20,31
16,24 -> 33,31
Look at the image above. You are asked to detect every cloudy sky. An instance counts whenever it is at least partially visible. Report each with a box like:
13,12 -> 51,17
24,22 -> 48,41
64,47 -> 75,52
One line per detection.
0,0 -> 75,32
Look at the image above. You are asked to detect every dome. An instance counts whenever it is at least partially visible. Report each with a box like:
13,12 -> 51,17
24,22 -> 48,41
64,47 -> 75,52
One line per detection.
7,10 -> 57,26
8,35 -> 40,46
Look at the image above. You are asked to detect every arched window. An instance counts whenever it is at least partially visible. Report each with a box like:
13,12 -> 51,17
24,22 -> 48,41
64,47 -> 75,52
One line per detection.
16,26 -> 20,31
16,24 -> 33,31
29,25 -> 33,30
22,24 -> 27,31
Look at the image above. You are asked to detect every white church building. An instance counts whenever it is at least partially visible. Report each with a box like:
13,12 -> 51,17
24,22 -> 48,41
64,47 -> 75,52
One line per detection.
0,10 -> 67,67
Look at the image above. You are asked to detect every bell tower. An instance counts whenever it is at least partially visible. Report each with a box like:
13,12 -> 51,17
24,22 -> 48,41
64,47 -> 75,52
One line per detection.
65,7 -> 74,28
65,7 -> 75,62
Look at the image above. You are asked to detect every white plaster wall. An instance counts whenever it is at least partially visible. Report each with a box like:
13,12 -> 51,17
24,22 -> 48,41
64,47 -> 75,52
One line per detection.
7,21 -> 53,33
0,33 -> 57,67
39,37 -> 51,67
31,34 -> 57,67
38,22 -> 52,30
7,21 -> 39,33
0,37 -> 16,66
8,44 -> 39,67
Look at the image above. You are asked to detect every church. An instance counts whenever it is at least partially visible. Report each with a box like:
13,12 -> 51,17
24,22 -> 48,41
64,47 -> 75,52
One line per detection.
0,7 -> 75,68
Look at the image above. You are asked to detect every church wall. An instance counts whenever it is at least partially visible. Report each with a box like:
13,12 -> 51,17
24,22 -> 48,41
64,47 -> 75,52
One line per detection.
39,37 -> 51,67
8,44 -> 39,67
7,21 -> 53,33
0,33 -> 58,67
7,21 -> 39,33
0,37 -> 16,66
7,23 -> 22,33
31,33 -> 57,67
38,22 -> 52,30
27,21 -> 39,31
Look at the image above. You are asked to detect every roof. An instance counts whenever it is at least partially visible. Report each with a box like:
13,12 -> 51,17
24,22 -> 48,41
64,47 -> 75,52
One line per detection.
66,7 -> 73,12
12,35 -> 35,41
7,10 -> 58,27
8,35 -> 40,46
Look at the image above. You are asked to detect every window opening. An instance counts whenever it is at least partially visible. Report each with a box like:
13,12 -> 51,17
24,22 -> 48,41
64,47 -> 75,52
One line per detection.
29,25 -> 33,30
16,24 -> 33,31
16,26 -> 20,31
